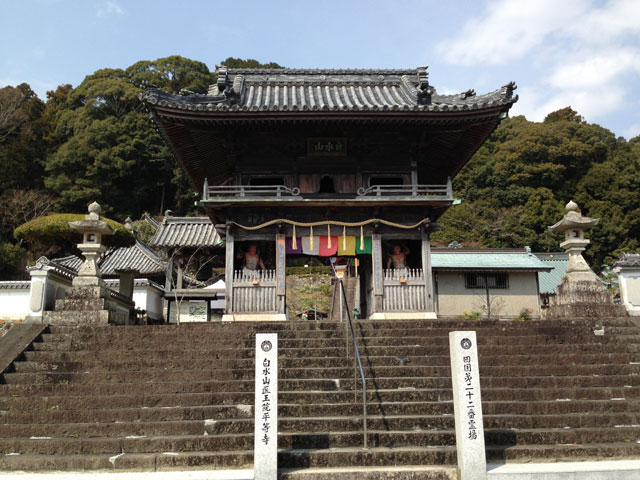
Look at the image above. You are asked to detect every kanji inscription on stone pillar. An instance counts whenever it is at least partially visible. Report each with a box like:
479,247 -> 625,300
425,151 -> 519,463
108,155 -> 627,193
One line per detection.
254,333 -> 278,479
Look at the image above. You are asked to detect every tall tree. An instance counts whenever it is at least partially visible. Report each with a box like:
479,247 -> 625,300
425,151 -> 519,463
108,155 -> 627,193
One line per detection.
435,108 -> 638,271
44,56 -> 216,218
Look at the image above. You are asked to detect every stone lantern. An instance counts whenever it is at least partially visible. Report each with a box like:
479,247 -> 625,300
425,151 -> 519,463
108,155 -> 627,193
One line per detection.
44,202 -> 133,325
68,201 -> 114,287
548,200 -> 599,283
543,201 -> 626,318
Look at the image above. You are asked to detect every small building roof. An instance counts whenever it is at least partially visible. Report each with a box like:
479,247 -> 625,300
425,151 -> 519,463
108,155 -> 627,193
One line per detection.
431,248 -> 552,272
615,253 -> 640,268
150,216 -> 221,249
535,252 -> 569,295
55,239 -> 166,277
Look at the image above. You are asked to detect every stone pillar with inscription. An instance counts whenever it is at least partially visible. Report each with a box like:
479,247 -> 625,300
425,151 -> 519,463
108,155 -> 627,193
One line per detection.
254,333 -> 278,479
449,331 -> 487,480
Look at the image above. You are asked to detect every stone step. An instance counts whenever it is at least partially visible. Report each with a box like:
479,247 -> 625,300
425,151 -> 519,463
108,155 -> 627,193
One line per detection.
17,350 -> 640,378
4,375 -> 640,405
33,330 -> 640,348
2,382 -> 639,407
4,398 -> 639,423
18,341 -> 640,370
2,441 -> 640,473
43,316 -> 636,333
279,466 -> 457,480
4,412 -> 640,439
9,360 -> 640,392
25,340 -> 640,364
2,425 -> 639,456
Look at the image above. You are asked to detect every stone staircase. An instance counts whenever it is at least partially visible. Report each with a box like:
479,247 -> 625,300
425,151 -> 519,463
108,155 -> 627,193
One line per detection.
1,317 -> 640,477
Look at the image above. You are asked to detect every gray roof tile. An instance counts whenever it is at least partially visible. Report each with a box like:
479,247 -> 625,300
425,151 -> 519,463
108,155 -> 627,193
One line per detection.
55,240 -> 166,276
150,216 -> 221,249
140,67 -> 517,114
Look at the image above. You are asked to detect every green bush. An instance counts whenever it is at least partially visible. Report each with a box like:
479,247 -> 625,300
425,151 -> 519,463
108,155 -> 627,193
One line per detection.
285,266 -> 332,275
14,214 -> 135,253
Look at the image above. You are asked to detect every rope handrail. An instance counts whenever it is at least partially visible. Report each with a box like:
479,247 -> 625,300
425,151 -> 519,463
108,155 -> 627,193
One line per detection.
228,217 -> 429,231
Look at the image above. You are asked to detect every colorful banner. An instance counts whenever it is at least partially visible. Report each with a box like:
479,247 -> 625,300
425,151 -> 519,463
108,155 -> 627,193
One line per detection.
285,237 -> 302,254
356,236 -> 372,254
318,236 -> 338,256
301,236 -> 320,255
338,235 -> 356,256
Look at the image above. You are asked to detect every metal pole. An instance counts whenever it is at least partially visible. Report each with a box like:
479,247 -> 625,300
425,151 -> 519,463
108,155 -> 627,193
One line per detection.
363,382 -> 367,449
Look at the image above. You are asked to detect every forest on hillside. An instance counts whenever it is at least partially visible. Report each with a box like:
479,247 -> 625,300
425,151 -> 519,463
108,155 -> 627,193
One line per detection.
0,56 -> 638,279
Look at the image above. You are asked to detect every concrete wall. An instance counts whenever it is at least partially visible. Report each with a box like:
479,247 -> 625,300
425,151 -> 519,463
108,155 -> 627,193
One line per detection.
435,271 -> 540,317
618,269 -> 640,316
0,282 -> 31,322
132,285 -> 163,321
1,279 -> 164,322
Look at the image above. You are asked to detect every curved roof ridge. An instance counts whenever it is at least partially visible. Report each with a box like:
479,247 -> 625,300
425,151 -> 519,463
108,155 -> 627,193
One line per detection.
224,68 -> 419,75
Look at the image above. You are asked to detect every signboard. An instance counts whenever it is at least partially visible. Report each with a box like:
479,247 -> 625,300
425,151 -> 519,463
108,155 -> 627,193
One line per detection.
254,333 -> 278,480
449,331 -> 487,480
276,235 -> 286,296
307,137 -> 347,156
372,235 -> 383,296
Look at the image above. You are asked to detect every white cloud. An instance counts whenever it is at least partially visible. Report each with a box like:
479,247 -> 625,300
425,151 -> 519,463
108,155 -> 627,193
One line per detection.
97,1 -> 124,18
437,0 -> 589,66
549,48 -> 640,90
437,0 -> 640,129
624,123 -> 640,140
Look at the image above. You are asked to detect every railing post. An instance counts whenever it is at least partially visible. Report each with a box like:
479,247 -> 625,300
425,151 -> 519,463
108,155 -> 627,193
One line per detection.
203,177 -> 209,201
446,177 -> 453,199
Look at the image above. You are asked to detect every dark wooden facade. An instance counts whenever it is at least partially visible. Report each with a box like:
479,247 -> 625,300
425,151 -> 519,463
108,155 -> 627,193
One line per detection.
142,67 -> 517,318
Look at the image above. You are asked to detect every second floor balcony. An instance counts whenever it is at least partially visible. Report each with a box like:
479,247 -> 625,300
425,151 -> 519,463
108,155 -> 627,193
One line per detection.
201,178 -> 454,206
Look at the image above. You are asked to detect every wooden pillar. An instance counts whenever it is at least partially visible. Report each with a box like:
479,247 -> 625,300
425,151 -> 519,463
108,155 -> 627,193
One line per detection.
372,234 -> 384,313
421,229 -> 435,313
176,256 -> 184,290
276,234 -> 286,315
225,227 -> 234,314
163,256 -> 174,321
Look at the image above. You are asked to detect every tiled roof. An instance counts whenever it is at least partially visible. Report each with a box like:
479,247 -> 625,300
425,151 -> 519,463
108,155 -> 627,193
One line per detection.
140,67 -> 518,114
615,253 -> 640,268
535,253 -> 569,295
431,249 -> 551,271
150,216 -> 221,249
0,281 -> 31,290
55,240 -> 166,276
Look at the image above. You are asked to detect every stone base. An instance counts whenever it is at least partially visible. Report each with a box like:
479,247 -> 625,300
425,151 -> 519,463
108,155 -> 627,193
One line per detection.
369,312 -> 438,320
44,284 -> 132,326
44,310 -> 111,325
222,313 -> 287,322
543,278 -> 627,319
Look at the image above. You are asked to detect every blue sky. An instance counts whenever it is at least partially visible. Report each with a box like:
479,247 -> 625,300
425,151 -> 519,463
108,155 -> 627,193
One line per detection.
1,0 -> 639,139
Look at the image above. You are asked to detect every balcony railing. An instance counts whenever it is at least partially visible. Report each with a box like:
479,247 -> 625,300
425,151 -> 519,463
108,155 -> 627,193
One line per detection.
356,180 -> 452,198
202,178 -> 453,201
203,182 -> 300,200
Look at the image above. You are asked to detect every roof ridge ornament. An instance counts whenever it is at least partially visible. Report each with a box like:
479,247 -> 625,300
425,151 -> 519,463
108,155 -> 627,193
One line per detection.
416,66 -> 433,105
216,64 -> 228,93
501,81 -> 517,99
461,89 -> 476,99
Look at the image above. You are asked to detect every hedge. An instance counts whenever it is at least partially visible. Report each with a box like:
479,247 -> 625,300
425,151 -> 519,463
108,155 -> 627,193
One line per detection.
14,214 -> 135,250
